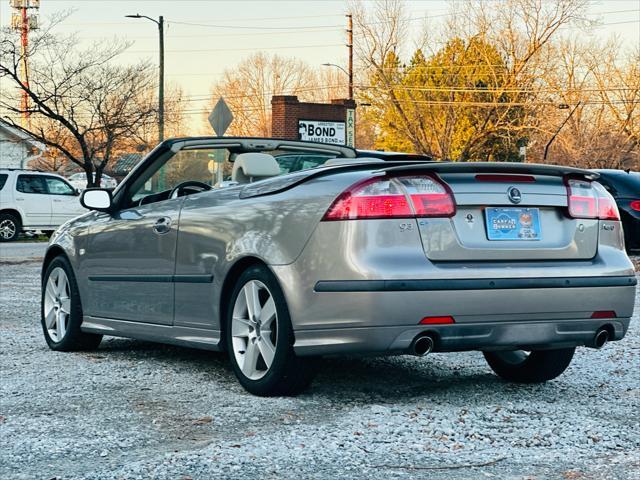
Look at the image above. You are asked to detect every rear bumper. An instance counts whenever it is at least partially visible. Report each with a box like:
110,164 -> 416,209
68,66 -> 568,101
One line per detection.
283,276 -> 636,356
293,317 -> 631,356
314,275 -> 636,292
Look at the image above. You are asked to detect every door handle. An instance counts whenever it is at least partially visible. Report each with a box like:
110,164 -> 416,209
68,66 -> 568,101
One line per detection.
152,216 -> 172,235
53,199 -> 62,203
15,198 -> 24,201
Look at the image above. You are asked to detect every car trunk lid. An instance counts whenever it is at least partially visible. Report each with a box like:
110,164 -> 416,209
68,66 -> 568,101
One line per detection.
378,163 -> 600,262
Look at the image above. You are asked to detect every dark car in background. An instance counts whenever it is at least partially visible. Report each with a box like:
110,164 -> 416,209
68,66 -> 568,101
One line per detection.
593,170 -> 640,252
356,150 -> 433,162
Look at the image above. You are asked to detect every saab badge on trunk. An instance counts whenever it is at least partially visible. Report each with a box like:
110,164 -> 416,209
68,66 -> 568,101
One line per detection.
507,187 -> 522,204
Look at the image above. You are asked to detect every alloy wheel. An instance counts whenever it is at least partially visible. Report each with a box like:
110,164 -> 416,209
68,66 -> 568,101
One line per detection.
0,219 -> 16,240
231,280 -> 278,380
43,267 -> 71,342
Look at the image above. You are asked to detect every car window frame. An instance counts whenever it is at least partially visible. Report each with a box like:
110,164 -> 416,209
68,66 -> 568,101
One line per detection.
43,175 -> 77,196
124,146 -> 226,209
0,173 -> 8,191
16,174 -> 48,195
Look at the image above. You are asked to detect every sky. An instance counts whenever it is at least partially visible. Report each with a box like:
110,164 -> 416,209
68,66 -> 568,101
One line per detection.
0,0 -> 639,133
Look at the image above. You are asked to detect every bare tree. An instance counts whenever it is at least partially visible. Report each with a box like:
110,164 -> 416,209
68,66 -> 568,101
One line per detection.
206,52 -> 349,136
352,0 -> 587,161
0,16 -> 159,186
527,38 -> 639,169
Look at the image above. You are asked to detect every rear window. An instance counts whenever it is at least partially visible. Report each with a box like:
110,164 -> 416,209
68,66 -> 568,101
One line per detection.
0,173 -> 7,191
602,172 -> 640,196
16,175 -> 47,194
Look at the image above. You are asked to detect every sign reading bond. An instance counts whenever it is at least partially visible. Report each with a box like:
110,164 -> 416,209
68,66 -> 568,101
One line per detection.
298,120 -> 345,145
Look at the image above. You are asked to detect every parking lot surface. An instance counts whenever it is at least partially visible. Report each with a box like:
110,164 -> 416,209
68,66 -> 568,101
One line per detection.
1,242 -> 639,479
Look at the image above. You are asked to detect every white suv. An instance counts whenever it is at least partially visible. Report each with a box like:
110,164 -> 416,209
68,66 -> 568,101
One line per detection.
0,169 -> 88,242
68,172 -> 118,191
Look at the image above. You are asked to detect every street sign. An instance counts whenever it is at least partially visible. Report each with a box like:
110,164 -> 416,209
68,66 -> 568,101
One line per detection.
345,109 -> 355,147
298,120 -> 345,145
208,97 -> 233,136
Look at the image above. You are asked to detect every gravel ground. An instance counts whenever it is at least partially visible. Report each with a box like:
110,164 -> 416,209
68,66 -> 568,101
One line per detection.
1,243 -> 639,480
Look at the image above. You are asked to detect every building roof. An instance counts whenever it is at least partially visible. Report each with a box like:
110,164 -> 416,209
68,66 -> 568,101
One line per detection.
111,153 -> 144,175
0,119 -> 45,152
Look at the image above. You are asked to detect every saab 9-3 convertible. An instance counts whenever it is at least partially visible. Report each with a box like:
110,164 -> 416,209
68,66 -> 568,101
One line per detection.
41,137 -> 636,395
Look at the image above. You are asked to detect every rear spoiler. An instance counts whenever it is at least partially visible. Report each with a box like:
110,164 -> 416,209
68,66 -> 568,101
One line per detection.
240,160 -> 597,199
378,161 -> 599,180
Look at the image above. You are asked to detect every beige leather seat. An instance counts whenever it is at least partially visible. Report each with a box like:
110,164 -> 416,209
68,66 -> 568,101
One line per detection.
232,153 -> 281,184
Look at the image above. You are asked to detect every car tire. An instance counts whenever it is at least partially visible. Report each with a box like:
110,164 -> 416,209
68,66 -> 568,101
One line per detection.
483,347 -> 575,383
621,214 -> 639,252
0,212 -> 21,242
225,265 -> 316,396
41,255 -> 102,351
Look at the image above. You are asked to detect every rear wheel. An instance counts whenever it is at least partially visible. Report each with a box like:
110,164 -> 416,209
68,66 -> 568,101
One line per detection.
225,265 -> 316,396
483,347 -> 575,383
41,256 -> 102,351
0,213 -> 20,242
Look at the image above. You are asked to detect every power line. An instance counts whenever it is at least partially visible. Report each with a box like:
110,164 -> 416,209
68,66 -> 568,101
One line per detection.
55,7 -> 639,30
127,43 -> 343,54
357,85 -> 637,94
166,20 -> 343,30
79,28 -> 345,41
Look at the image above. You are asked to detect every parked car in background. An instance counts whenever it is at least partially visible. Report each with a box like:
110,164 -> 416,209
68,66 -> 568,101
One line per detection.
40,138 -> 636,396
593,169 -> 640,252
356,149 -> 433,162
0,169 -> 87,242
68,172 -> 118,191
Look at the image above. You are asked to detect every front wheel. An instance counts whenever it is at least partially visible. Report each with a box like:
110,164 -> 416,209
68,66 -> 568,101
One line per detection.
0,213 -> 20,242
41,256 -> 102,351
225,265 -> 316,396
483,347 -> 575,383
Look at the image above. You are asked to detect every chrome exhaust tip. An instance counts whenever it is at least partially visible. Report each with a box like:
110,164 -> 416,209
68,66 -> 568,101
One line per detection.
411,334 -> 435,357
593,329 -> 610,349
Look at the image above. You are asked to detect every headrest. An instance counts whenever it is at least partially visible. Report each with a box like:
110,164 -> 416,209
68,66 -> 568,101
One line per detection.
232,153 -> 281,183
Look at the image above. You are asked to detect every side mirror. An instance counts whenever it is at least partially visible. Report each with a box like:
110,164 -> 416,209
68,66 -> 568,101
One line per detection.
80,188 -> 113,212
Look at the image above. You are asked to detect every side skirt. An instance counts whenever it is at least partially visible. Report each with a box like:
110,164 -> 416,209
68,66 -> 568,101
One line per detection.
81,316 -> 222,351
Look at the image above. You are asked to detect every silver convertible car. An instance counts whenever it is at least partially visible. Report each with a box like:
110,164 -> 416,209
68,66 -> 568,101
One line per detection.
41,137 -> 637,395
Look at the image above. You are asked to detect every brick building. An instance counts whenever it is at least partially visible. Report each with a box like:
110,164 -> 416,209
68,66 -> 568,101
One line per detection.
271,96 -> 356,146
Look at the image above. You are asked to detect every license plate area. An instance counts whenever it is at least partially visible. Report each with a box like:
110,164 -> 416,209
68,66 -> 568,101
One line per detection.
485,207 -> 541,241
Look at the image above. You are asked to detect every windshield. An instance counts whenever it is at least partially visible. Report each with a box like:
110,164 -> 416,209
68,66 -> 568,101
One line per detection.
127,145 -> 342,207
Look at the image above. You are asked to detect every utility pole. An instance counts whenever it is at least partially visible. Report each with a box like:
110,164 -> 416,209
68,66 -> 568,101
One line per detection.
10,0 -> 40,131
125,13 -> 165,143
158,15 -> 164,142
346,13 -> 353,100
544,102 -> 581,162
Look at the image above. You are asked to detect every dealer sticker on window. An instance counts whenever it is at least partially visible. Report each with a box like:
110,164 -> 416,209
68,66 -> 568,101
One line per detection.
485,207 -> 542,241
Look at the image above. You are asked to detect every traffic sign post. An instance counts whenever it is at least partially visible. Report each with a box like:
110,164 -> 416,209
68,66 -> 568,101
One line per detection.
208,98 -> 234,185
208,97 -> 234,137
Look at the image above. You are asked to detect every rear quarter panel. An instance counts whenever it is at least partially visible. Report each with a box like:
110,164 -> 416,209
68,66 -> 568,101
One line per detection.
172,170 -> 374,328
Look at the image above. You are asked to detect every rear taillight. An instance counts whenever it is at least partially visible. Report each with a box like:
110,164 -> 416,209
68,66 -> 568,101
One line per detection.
630,200 -> 640,212
323,174 -> 455,221
420,315 -> 455,325
566,178 -> 620,221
